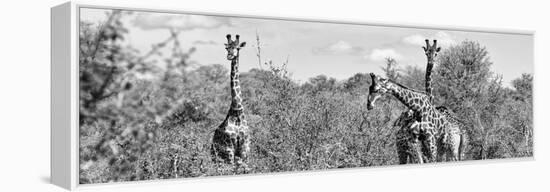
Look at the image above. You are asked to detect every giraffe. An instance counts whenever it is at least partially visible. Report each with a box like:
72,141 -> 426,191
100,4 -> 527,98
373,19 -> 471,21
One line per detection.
367,73 -> 460,162
395,39 -> 466,163
395,39 -> 440,164
211,34 -> 250,165
422,39 -> 467,161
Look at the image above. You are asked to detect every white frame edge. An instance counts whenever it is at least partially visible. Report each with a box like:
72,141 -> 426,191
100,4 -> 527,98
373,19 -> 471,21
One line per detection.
51,1 -> 78,190
50,1 -> 535,191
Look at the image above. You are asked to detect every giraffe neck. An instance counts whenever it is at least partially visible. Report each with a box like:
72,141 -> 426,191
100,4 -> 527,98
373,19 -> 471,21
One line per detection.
229,57 -> 244,115
387,82 -> 431,114
425,59 -> 434,101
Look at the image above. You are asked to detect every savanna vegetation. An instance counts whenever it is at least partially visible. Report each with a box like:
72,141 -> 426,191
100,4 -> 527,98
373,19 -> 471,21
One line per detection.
79,11 -> 533,184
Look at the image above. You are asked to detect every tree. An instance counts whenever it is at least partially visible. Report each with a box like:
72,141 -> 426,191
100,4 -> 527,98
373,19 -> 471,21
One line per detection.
382,57 -> 400,81
304,75 -> 338,94
509,73 -> 534,151
399,65 -> 425,91
343,73 -> 370,94
433,40 -> 512,160
434,40 -> 493,109
511,73 -> 533,102
79,10 -> 128,125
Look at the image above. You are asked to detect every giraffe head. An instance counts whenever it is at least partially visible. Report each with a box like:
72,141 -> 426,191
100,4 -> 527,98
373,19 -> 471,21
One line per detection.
367,73 -> 390,110
422,39 -> 441,60
225,34 -> 246,60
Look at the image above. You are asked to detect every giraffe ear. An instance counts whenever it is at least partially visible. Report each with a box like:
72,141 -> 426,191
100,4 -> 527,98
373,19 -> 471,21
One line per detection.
436,47 -> 441,52
239,42 -> 246,48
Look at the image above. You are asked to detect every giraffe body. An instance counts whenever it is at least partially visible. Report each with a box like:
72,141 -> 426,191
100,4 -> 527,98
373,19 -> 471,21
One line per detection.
435,106 -> 467,161
211,110 -> 250,164
396,107 -> 467,163
211,34 -> 250,165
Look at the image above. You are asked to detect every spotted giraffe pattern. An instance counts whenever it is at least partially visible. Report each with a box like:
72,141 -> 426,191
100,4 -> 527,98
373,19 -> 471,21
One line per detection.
211,34 -> 250,165
435,106 -> 467,161
396,107 -> 466,162
367,73 -> 456,163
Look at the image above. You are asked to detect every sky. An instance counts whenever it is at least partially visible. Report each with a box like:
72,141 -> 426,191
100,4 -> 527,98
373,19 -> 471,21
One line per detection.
80,8 -> 534,86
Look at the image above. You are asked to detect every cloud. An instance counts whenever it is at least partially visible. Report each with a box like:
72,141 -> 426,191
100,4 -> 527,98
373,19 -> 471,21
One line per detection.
365,48 -> 402,62
314,41 -> 402,62
402,31 -> 457,47
313,40 -> 364,55
402,34 -> 426,46
132,13 -> 232,31
192,40 -> 218,45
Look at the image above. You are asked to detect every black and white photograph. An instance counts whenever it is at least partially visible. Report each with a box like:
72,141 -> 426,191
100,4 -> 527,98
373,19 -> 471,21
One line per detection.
4,0 -> 550,191
77,7 -> 534,184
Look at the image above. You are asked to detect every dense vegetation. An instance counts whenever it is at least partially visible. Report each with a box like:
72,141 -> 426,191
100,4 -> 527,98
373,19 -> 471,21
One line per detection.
79,11 -> 533,184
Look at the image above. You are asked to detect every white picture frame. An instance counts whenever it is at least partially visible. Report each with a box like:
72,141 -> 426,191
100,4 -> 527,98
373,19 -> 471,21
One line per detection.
51,1 -> 535,190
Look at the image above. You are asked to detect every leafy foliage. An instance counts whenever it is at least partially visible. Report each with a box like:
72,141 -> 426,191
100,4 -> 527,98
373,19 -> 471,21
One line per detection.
432,41 -> 533,159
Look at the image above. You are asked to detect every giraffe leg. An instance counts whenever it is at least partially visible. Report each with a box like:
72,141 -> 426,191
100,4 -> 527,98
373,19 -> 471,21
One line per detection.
226,147 -> 235,164
449,131 -> 462,161
411,139 -> 424,164
416,122 -> 437,163
406,128 -> 423,164
234,131 -> 250,165
421,133 -> 437,163
397,147 -> 409,164
436,136 -> 446,162
406,121 -> 424,164
458,132 -> 467,161
396,128 -> 410,164
407,141 -> 419,164
397,145 -> 409,164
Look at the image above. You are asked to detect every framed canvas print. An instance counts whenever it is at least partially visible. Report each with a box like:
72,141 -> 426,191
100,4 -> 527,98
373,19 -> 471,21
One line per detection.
51,1 -> 534,190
